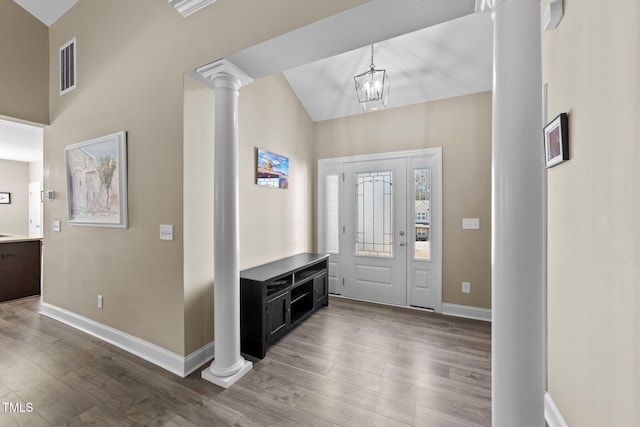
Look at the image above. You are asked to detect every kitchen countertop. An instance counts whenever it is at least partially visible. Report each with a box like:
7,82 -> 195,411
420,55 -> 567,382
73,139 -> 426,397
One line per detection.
0,235 -> 42,243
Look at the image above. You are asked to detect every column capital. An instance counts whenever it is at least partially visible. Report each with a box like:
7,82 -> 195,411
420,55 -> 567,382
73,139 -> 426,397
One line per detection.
195,59 -> 254,90
477,0 -> 540,13
476,0 -> 508,13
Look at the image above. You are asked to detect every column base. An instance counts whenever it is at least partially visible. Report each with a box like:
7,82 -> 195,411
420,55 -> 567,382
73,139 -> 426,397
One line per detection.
201,360 -> 252,389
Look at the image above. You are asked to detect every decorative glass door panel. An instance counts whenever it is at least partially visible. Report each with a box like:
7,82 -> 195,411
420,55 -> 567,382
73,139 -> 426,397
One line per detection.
355,171 -> 393,257
414,168 -> 431,261
408,158 -> 438,309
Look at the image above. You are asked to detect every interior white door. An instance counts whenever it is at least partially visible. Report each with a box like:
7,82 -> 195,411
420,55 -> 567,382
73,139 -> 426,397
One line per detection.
29,182 -> 42,238
342,159 -> 407,306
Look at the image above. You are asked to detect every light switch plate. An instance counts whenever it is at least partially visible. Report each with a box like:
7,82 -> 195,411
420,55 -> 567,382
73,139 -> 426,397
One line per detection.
160,224 -> 174,241
53,220 -> 61,232
462,282 -> 471,293
462,218 -> 480,230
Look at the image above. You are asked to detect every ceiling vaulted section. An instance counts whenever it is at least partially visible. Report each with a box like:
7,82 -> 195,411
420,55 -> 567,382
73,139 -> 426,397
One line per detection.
284,12 -> 492,122
226,0 -> 492,122
13,0 -> 78,26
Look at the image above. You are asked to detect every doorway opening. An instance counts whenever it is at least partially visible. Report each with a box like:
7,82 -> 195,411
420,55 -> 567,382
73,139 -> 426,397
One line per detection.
318,148 -> 442,312
0,118 -> 44,238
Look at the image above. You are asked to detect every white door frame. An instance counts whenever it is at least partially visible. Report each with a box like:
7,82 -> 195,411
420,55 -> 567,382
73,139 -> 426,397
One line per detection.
318,147 -> 443,313
29,182 -> 43,238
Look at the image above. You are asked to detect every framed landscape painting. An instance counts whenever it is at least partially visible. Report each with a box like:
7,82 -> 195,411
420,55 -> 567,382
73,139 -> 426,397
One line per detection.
65,131 -> 128,228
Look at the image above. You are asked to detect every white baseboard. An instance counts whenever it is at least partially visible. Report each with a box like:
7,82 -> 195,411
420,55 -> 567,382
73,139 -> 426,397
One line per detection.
441,303 -> 491,322
185,341 -> 215,376
39,303 -> 214,378
545,392 -> 569,427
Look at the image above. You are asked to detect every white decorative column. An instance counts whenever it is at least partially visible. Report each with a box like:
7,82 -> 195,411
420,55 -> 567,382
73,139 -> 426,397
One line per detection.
195,59 -> 253,388
484,0 -> 545,425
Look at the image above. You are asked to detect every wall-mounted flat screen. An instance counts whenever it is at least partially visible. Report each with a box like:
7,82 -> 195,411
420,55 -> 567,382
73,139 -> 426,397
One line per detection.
257,148 -> 289,189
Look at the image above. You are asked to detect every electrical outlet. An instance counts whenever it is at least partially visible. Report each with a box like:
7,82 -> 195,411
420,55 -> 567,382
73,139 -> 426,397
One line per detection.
98,295 -> 103,309
462,282 -> 471,293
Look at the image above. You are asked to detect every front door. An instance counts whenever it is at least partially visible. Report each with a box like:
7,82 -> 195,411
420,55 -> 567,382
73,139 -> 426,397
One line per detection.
317,149 -> 442,311
342,159 -> 407,306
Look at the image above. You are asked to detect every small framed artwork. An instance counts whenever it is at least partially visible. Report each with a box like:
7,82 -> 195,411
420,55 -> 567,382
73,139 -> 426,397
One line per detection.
544,112 -> 569,168
65,131 -> 128,228
256,148 -> 289,189
0,192 -> 10,204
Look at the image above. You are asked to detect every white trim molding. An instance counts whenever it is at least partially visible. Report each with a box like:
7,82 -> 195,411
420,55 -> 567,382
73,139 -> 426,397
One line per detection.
40,303 -> 214,377
545,392 -> 569,427
169,0 -> 218,17
442,303 -> 491,322
476,0 -> 509,13
192,59 -> 254,89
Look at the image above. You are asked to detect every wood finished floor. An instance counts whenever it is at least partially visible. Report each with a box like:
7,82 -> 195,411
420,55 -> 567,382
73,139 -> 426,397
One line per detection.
0,296 -> 491,426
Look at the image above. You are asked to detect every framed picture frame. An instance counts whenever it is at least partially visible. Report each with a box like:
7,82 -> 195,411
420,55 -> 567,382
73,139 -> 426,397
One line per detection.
256,148 -> 289,189
0,192 -> 10,204
65,131 -> 128,228
544,112 -> 569,168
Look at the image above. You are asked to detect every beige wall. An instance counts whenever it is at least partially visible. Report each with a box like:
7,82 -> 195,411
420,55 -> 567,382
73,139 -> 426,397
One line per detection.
542,0 -> 639,425
238,74 -> 316,270
43,0 -> 365,356
0,1 -> 48,124
314,91 -> 492,309
183,77 -> 215,355
182,73 -> 315,354
0,160 -> 29,235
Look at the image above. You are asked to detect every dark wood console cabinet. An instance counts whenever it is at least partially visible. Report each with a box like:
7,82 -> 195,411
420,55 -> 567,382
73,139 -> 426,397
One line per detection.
0,240 -> 41,303
240,253 -> 329,359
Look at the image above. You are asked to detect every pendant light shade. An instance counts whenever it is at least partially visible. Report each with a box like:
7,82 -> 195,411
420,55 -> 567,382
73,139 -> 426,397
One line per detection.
354,44 -> 390,111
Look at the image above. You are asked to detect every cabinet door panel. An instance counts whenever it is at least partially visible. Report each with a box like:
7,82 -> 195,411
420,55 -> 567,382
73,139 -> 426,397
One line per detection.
313,274 -> 328,308
267,293 -> 290,344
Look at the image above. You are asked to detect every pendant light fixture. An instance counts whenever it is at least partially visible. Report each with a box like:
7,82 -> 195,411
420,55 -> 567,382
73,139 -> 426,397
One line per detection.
354,44 -> 390,111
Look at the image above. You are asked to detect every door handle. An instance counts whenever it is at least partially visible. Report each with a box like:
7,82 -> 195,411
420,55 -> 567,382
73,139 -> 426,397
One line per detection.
399,241 -> 406,247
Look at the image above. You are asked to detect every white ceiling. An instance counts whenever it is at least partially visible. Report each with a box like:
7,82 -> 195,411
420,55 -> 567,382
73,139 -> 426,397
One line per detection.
0,119 -> 43,163
13,0 -> 78,26
283,12 -> 493,122
225,0 -> 492,122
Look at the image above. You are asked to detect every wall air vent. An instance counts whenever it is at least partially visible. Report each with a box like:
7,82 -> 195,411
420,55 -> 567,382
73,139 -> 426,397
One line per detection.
59,38 -> 77,95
